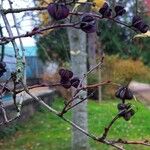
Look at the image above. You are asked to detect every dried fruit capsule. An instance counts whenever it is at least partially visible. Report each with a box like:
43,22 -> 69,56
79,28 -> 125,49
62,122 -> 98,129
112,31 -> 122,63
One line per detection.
114,5 -> 126,16
119,88 -> 127,99
59,69 -> 73,79
123,109 -> 135,121
47,3 -> 69,20
132,16 -> 149,33
60,79 -> 71,89
80,14 -> 96,33
99,2 -> 112,18
62,82 -> 72,89
115,86 -> 133,100
70,77 -> 80,88
126,89 -> 134,100
59,68 -> 66,76
0,62 -> 6,77
117,103 -> 127,111
139,24 -> 149,33
132,16 -> 143,27
117,103 -> 131,110
115,86 -> 124,98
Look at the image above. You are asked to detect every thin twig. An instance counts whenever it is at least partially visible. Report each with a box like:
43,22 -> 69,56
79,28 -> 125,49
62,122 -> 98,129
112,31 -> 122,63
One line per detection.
0,76 -> 12,95
74,56 -> 104,98
0,22 -> 81,44
65,91 -> 95,112
2,6 -> 47,14
99,111 -> 123,140
16,83 -> 61,94
0,103 -> 8,123
0,5 -> 19,57
83,80 -> 111,90
1,2 -> 95,14
0,10 -> 139,45
111,139 -> 150,146
60,94 -> 79,116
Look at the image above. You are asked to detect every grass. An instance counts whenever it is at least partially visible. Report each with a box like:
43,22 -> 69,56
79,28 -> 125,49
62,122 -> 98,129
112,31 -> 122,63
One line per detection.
0,96 -> 150,150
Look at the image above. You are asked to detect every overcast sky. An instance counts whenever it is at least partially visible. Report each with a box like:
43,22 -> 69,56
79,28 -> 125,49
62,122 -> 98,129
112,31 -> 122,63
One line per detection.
1,0 -> 37,47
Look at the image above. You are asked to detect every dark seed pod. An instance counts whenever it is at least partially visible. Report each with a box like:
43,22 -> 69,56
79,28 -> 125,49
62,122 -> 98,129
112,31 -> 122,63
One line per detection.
117,103 -> 127,111
60,79 -> 71,89
47,3 -> 69,20
132,16 -> 143,27
70,77 -> 80,88
118,109 -> 127,117
123,109 -> 135,121
117,103 -> 131,110
0,62 -> 6,77
115,86 -> 133,100
99,2 -> 112,18
59,69 -> 73,79
132,16 -> 149,33
114,5 -> 126,16
139,24 -> 149,33
126,89 -> 134,100
59,68 -> 65,76
115,86 -> 124,98
119,88 -> 127,99
80,14 -> 96,33
62,82 -> 72,89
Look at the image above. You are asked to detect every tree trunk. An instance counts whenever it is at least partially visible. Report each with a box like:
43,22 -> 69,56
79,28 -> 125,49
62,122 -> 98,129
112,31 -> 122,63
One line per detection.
87,32 -> 102,101
87,32 -> 97,70
98,66 -> 102,102
97,38 -> 103,102
67,28 -> 89,150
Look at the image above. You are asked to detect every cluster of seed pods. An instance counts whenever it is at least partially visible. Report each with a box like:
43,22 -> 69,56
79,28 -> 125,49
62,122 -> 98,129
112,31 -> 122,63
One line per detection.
115,86 -> 135,121
59,69 -> 80,89
47,2 -> 149,33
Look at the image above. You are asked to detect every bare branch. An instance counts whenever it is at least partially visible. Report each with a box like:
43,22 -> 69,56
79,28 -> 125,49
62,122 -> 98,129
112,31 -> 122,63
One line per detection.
0,22 -> 81,44
99,111 -> 124,140
1,2 -> 95,14
0,102 -> 8,123
76,56 -> 104,92
65,91 -> 95,112
2,6 -> 47,14
110,139 -> 150,147
0,5 -> 19,57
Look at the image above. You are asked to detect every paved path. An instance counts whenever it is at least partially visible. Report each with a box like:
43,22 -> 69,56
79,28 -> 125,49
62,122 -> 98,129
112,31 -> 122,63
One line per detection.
129,81 -> 150,105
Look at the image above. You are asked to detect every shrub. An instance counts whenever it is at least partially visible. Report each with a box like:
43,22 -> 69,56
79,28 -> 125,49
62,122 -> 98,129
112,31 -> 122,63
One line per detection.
102,55 -> 150,99
102,55 -> 150,83
88,55 -> 150,99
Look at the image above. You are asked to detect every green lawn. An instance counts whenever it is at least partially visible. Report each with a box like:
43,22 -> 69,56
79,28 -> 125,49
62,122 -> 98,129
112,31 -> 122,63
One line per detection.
0,97 -> 150,150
